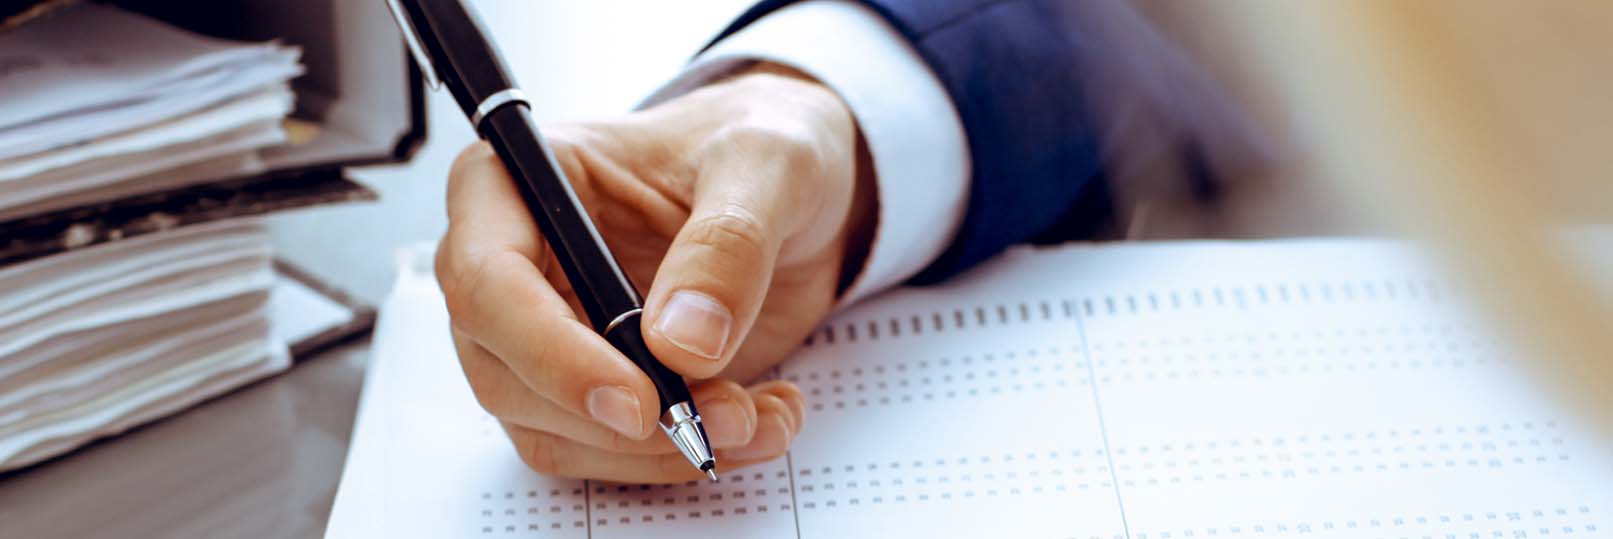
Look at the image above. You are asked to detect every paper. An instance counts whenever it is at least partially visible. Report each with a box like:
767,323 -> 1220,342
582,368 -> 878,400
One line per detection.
268,272 -> 359,347
0,3 -> 301,160
330,240 -> 1613,538
0,219 -> 289,470
0,87 -> 293,185
0,220 -> 274,362
0,152 -> 266,222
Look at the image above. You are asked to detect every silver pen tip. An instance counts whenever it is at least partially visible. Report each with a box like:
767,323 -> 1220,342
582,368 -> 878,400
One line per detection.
660,402 -> 718,478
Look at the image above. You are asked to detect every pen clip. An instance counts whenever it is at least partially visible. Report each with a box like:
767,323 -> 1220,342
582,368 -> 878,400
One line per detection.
383,0 -> 442,90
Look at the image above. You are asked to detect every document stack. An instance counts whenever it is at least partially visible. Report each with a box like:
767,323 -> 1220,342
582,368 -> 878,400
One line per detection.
0,4 -> 324,471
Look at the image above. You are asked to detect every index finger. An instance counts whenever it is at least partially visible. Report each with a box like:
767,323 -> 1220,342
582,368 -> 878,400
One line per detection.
438,142 -> 660,439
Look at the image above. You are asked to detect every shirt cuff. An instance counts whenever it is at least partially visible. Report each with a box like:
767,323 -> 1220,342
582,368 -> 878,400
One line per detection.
642,0 -> 970,307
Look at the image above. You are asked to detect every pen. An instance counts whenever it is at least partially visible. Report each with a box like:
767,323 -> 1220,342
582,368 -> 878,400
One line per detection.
384,0 -> 718,480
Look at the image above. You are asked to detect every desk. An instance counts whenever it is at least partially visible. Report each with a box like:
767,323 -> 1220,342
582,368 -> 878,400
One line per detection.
0,2 -> 1361,537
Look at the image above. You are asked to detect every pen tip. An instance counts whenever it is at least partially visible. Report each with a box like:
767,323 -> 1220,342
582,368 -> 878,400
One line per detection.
705,468 -> 718,481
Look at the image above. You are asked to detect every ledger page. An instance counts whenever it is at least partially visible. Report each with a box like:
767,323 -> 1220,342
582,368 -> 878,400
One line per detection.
331,240 -> 1613,538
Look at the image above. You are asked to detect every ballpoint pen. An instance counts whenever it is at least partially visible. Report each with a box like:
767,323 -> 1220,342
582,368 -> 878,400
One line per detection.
383,0 -> 718,480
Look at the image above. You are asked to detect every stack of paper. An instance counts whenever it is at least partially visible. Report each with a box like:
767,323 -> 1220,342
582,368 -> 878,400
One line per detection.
0,220 -> 290,470
0,4 -> 316,471
0,2 -> 303,219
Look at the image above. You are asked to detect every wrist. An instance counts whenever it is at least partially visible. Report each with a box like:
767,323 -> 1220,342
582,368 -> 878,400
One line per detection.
837,130 -> 877,297
725,63 -> 877,298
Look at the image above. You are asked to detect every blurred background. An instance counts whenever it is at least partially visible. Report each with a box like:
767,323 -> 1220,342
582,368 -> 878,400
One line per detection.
0,0 -> 1607,537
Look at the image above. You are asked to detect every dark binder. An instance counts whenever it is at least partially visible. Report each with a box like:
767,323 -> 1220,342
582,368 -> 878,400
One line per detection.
1,0 -> 427,358
1,0 -> 427,265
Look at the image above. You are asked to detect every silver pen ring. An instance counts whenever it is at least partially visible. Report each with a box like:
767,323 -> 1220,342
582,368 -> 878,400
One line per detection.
603,308 -> 643,336
471,88 -> 529,128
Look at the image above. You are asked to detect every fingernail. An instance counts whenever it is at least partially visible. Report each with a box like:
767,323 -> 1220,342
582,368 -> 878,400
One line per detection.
653,291 -> 731,360
699,398 -> 751,448
586,385 -> 643,437
724,414 -> 789,461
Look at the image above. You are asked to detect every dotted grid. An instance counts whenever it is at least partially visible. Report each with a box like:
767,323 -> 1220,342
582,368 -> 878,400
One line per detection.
782,346 -> 1088,412
1084,324 -> 1501,384
467,279 -> 1596,536
472,414 -> 591,534
802,279 -> 1449,348
743,420 -> 1571,513
1107,421 -> 1570,489
780,282 -> 1603,536
1124,505 -> 1598,538
790,447 -> 1114,510
782,325 -> 1503,413
586,469 -> 796,528
475,487 -> 589,534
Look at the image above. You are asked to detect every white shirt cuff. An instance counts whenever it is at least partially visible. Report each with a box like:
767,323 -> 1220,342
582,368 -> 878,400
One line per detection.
642,0 -> 970,307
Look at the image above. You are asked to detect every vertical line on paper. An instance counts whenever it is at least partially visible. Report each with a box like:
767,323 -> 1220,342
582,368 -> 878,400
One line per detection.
785,451 -> 804,538
583,479 -> 593,538
1074,312 -> 1132,539
775,366 -> 804,539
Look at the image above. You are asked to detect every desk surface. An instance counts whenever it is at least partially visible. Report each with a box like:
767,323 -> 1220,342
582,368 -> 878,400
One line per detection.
0,341 -> 370,538
0,2 -> 1362,537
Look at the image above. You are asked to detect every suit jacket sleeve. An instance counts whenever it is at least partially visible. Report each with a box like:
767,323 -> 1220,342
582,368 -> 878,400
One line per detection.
709,0 -> 1126,284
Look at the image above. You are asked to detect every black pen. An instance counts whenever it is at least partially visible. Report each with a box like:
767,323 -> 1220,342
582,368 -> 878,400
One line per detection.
385,0 -> 718,480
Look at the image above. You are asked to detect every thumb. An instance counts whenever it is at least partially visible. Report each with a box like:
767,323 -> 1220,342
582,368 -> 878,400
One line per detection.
641,140 -> 808,379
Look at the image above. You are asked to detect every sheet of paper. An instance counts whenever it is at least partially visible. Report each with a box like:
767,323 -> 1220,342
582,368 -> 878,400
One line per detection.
0,87 -> 293,184
0,221 -> 274,363
268,272 -> 358,348
0,314 -> 284,469
0,295 -> 267,419
0,3 -> 277,128
0,219 -> 290,471
330,239 -> 1613,538
0,152 -> 265,222
0,3 -> 301,160
0,58 -> 299,161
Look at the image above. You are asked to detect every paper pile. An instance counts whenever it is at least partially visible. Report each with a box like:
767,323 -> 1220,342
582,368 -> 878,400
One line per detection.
0,220 -> 289,470
0,2 -> 303,219
0,4 -> 312,471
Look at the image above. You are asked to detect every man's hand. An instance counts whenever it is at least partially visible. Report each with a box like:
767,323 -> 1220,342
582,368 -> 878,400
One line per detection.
435,66 -> 873,483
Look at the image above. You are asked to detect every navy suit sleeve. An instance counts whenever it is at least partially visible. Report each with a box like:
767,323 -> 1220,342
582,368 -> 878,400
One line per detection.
708,0 -> 1124,284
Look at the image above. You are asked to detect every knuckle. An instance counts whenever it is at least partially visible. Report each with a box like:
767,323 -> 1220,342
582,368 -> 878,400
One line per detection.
466,376 -> 508,419
521,338 -> 560,396
440,245 -> 496,333
513,431 -> 565,475
433,233 -> 458,298
540,126 -> 582,153
697,378 -> 748,402
502,329 -> 559,395
606,430 -> 643,454
712,123 -> 823,177
454,338 -> 511,418
767,380 -> 804,402
449,141 -> 497,184
713,122 -> 807,152
539,126 -> 597,175
687,206 -> 771,262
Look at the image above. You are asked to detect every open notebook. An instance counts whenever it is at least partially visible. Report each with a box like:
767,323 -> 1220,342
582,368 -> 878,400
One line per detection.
328,240 -> 1613,539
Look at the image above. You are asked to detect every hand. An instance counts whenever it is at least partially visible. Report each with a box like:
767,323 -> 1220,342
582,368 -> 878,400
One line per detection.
435,65 -> 875,483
